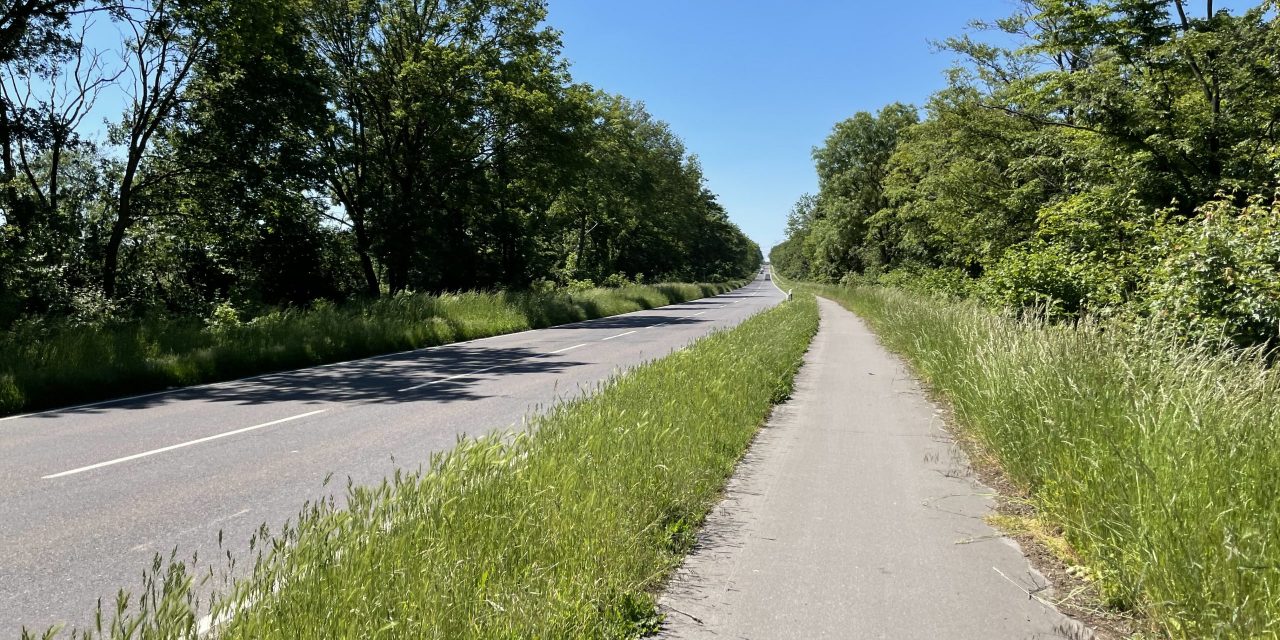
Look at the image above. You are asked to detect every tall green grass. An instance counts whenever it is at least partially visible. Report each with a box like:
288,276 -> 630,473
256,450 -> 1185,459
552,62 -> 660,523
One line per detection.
0,282 -> 739,416
811,284 -> 1279,639
34,294 -> 817,639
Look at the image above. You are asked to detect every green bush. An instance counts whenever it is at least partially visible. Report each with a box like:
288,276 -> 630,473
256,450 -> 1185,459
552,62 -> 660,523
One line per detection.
601,272 -> 632,288
0,373 -> 20,414
1143,195 -> 1280,349
872,266 -> 977,299
980,243 -> 1127,319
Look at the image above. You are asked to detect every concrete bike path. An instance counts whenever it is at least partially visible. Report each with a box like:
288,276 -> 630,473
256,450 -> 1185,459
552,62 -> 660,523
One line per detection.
658,297 -> 1090,639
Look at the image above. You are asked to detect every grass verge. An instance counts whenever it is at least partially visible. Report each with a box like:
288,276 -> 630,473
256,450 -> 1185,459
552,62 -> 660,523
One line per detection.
39,293 -> 818,639
805,283 -> 1279,639
0,282 -> 740,417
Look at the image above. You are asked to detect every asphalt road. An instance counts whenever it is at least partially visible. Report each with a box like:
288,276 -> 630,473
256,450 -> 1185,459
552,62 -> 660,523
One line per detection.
659,297 -> 1088,639
0,274 -> 783,636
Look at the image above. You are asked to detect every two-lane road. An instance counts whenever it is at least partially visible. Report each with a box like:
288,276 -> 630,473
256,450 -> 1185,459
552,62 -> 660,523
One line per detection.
0,274 -> 783,635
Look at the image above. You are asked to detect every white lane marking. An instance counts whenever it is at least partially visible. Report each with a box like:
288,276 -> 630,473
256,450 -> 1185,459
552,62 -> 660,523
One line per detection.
767,271 -> 791,297
601,330 -> 637,341
398,365 -> 501,392
399,334 -> 607,393
42,410 -> 327,479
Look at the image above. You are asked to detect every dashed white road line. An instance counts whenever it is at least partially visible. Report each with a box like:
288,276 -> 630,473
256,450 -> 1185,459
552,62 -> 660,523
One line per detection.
398,365 -> 502,392
42,409 -> 328,479
398,299 -> 726,396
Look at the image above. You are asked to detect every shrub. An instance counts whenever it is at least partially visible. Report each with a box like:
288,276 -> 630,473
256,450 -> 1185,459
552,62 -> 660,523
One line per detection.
1143,194 -> 1280,349
565,278 -> 596,293
206,301 -> 242,333
601,272 -> 631,288
980,243 -> 1127,319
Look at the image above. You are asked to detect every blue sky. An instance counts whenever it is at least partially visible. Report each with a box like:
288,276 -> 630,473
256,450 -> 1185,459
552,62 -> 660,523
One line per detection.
544,0 -> 1025,253
545,0 -> 1252,254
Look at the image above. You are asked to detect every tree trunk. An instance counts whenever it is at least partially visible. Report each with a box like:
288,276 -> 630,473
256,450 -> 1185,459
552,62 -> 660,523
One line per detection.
350,208 -> 380,297
102,196 -> 131,299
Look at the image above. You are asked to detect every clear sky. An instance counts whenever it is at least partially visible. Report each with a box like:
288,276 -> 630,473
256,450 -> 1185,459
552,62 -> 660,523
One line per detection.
543,0 -> 1027,254
544,0 -> 1249,254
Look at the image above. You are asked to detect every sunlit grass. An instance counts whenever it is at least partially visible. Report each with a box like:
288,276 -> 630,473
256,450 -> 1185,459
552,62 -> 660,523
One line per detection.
811,283 -> 1280,639
34,293 -> 817,639
0,282 -> 740,416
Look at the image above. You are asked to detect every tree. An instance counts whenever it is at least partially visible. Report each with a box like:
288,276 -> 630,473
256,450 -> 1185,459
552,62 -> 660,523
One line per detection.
306,0 -> 586,295
174,0 -> 339,306
806,103 -> 917,280
0,0 -> 90,320
776,0 -> 1280,346
100,0 -> 208,300
0,0 -> 759,327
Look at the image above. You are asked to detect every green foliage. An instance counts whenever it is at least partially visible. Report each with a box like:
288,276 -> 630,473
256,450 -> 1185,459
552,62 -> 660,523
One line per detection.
205,301 -> 241,333
549,95 -> 761,286
775,1 -> 1280,348
881,266 -> 978,300
38,293 -> 818,639
1145,195 -> 1280,348
814,284 -> 1280,638
979,242 -> 1126,318
0,0 -> 758,334
767,234 -> 809,280
803,103 -> 919,280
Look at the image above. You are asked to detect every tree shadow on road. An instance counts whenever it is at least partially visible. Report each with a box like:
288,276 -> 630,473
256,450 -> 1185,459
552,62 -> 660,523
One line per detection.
27,344 -> 591,417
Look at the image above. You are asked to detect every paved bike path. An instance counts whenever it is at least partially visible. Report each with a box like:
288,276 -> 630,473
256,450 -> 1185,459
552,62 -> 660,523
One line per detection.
659,297 -> 1090,639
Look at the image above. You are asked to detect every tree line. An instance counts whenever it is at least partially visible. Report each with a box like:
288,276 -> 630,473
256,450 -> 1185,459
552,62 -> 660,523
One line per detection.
772,0 -> 1279,348
0,0 -> 760,328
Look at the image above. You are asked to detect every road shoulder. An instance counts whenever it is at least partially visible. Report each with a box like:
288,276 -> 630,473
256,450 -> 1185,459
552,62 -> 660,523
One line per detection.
657,296 -> 1091,639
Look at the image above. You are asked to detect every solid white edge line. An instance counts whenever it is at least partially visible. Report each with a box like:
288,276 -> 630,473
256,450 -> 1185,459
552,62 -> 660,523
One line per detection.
7,285 -> 757,424
4,281 -> 759,424
767,269 -> 791,298
601,330 -> 638,341
42,409 -> 328,479
398,364 -> 501,392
